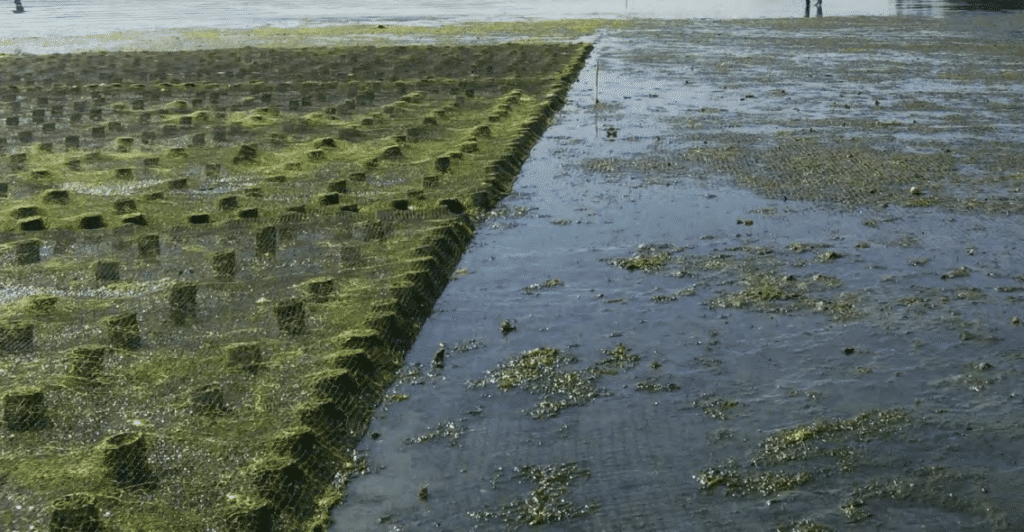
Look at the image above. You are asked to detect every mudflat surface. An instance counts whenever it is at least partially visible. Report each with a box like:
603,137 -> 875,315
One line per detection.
333,16 -> 1024,532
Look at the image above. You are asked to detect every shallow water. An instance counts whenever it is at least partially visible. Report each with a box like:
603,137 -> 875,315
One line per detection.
2,0 -> 1022,46
332,17 -> 1024,532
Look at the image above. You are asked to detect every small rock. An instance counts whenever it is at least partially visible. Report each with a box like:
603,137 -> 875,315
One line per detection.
432,343 -> 445,369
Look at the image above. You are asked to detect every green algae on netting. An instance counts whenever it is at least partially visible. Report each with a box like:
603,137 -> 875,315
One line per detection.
469,463 -> 597,527
0,36 -> 592,531
468,344 -> 639,419
0,43 -> 586,231
8,19 -> 632,54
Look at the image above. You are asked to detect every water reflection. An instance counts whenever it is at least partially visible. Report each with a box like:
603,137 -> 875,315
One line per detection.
894,0 -> 1024,14
570,0 -> 1023,19
2,0 -> 1023,44
946,0 -> 1024,10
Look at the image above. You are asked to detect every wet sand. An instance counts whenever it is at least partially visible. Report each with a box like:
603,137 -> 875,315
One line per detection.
332,16 -> 1024,532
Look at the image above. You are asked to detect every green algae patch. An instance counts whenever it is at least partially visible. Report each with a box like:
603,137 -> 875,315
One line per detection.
470,347 -> 577,392
843,466 -> 1015,528
697,410 -> 910,497
694,394 -> 740,420
581,18 -> 1024,218
468,344 -> 639,419
754,410 -> 910,468
635,380 -> 680,392
404,420 -> 464,446
707,270 -> 860,319
693,409 -> 1014,526
0,37 -> 592,531
469,463 -> 597,527
603,243 -> 881,321
696,462 -> 814,496
698,138 -> 961,210
604,247 -> 676,272
711,272 -> 803,309
523,277 -> 563,294
776,519 -> 835,532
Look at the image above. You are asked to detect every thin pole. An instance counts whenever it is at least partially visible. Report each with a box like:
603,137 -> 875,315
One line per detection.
595,60 -> 599,105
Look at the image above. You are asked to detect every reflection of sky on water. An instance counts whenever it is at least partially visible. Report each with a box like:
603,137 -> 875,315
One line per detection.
1,0 -> 1022,41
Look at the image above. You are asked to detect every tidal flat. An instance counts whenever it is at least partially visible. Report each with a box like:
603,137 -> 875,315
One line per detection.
2,13 -> 1024,532
332,16 -> 1024,532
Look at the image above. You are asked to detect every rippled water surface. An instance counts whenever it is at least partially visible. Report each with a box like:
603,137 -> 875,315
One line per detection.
331,16 -> 1024,532
2,0 -> 1021,43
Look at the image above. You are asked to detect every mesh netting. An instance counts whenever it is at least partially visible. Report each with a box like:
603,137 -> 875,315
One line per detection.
0,41 -> 592,530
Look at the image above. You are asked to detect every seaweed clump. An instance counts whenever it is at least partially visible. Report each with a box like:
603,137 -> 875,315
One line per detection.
404,420 -> 464,446
696,410 -> 910,497
468,344 -> 639,419
469,463 -> 597,526
605,249 -> 674,272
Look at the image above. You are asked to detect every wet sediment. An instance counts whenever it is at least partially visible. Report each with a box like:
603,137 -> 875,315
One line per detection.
332,16 -> 1024,532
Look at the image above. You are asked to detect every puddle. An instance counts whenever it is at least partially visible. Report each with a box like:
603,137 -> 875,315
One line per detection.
333,17 -> 1024,531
